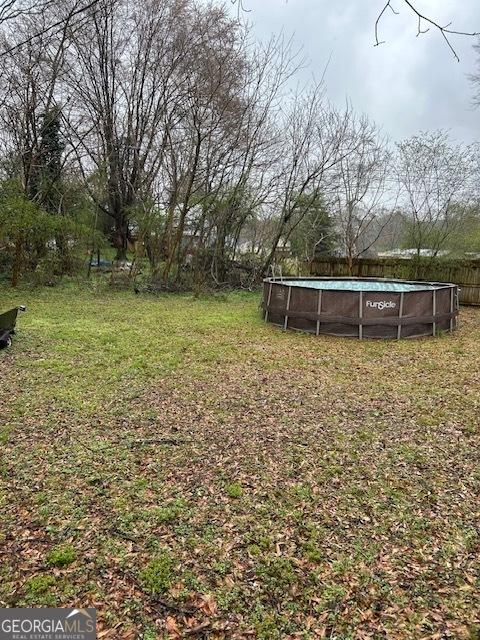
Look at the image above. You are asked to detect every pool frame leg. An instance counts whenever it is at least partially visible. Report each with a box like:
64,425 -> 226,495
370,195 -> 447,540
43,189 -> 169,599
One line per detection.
265,283 -> 273,322
432,289 -> 436,337
283,286 -> 292,331
358,291 -> 363,340
316,290 -> 322,336
397,292 -> 404,340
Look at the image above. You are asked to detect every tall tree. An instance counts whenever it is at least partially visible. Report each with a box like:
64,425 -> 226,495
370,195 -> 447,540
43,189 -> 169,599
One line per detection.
0,5 -> 68,198
29,107 -> 65,211
330,114 -> 392,273
64,0 -> 196,259
395,131 -> 476,258
260,88 -> 355,275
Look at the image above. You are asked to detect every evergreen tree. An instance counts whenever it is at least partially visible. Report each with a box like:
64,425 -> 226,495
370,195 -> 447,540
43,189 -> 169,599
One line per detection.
289,194 -> 337,261
29,107 -> 65,213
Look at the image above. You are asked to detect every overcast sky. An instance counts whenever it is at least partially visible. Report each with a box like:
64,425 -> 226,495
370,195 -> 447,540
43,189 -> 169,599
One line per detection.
227,0 -> 479,144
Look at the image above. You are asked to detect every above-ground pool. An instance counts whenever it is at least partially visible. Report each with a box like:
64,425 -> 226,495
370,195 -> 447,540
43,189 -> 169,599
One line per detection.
262,277 -> 459,339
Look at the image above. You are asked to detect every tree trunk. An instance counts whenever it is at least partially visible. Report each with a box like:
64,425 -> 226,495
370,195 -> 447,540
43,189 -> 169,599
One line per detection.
12,235 -> 23,287
113,217 -> 129,261
347,251 -> 354,276
56,233 -> 73,273
261,225 -> 285,277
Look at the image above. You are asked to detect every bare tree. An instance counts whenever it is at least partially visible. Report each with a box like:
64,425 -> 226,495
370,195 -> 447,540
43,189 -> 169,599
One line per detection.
260,92 -> 367,275
261,86 -> 328,274
330,114 -> 392,273
469,41 -> 480,106
159,28 -> 299,285
193,34 -> 299,285
395,130 -> 477,259
158,4 -> 252,283
63,0 -> 197,260
0,0 -> 99,53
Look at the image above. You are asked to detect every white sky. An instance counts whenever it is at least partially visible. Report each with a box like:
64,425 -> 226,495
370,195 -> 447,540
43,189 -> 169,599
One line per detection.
228,0 -> 480,144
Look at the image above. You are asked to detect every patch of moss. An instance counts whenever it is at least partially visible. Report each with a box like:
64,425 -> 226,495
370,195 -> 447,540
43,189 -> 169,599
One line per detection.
139,552 -> 174,595
46,544 -> 76,568
25,574 -> 55,595
226,482 -> 243,498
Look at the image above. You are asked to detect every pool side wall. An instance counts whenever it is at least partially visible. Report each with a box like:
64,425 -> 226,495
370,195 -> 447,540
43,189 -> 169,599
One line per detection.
263,279 -> 459,339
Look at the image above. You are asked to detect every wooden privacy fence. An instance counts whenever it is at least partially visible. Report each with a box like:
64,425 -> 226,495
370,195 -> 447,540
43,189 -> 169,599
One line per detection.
309,257 -> 480,306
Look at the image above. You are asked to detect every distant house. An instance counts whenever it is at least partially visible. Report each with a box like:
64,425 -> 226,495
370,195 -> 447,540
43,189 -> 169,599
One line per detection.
236,238 -> 291,259
274,239 -> 292,259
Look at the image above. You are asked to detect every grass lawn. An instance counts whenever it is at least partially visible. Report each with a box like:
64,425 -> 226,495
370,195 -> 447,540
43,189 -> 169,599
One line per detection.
1,284 -> 479,639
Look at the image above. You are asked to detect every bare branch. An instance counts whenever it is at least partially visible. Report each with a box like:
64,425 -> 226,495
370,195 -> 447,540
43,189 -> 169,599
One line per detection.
374,0 -> 479,62
0,0 -> 99,58
231,0 -> 251,19
374,1 -> 399,47
416,15 -> 429,37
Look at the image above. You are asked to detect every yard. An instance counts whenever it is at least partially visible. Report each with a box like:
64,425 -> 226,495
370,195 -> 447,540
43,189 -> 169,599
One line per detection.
0,284 -> 479,639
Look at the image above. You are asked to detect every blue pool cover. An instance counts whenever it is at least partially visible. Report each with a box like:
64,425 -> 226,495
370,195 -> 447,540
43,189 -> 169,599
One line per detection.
279,279 -> 440,292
